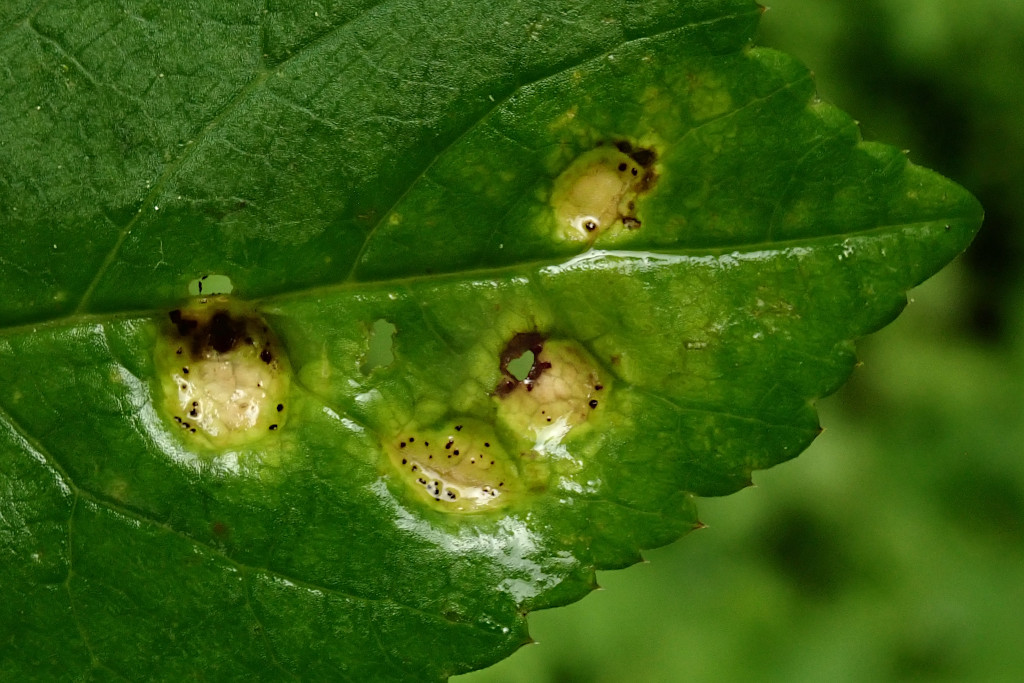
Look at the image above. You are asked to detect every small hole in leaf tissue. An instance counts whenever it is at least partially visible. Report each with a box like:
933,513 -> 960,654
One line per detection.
187,273 -> 234,297
506,350 -> 534,382
361,319 -> 397,374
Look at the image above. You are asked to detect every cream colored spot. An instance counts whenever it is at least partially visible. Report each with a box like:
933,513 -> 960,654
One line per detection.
384,421 -> 518,513
550,146 -> 653,241
496,340 -> 603,439
156,296 -> 290,449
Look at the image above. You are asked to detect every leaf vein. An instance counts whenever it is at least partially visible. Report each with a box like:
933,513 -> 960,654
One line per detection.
342,8 -> 763,282
72,69 -> 271,315
0,0 -> 48,45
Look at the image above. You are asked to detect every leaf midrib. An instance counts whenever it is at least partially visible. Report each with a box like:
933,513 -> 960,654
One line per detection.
0,213 -> 977,339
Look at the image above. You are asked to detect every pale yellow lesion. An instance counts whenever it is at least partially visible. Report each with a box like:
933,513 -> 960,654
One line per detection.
171,360 -> 280,437
495,339 -> 604,442
383,420 -> 519,513
155,296 -> 290,450
550,145 -> 655,242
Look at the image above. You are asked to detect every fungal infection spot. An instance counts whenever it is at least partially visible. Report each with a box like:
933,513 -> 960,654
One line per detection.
495,334 -> 605,438
550,141 -> 657,242
154,296 -> 290,448
384,420 -> 518,513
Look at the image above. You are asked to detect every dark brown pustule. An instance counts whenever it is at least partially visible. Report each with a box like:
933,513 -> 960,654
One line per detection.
169,309 -> 198,336
629,147 -> 656,168
207,311 -> 241,353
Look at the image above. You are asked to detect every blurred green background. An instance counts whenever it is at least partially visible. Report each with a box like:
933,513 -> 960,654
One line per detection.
459,1 -> 1024,681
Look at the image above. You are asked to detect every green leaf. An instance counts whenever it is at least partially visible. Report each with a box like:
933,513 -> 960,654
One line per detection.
0,0 -> 980,679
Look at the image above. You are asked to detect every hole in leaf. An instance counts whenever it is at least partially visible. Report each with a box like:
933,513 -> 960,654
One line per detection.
506,350 -> 534,382
187,273 -> 234,296
362,319 -> 396,374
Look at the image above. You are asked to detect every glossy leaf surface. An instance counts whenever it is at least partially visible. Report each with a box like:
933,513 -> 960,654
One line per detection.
0,0 -> 981,679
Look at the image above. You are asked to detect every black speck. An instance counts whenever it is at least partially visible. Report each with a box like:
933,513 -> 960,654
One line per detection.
589,399 -> 599,409
595,384 -> 603,391
408,437 -> 415,443
424,441 -> 429,447
455,424 -> 463,431
484,442 -> 490,448
176,347 -> 183,355
617,162 -> 628,172
260,349 -> 273,364
269,424 -> 278,431
445,441 -> 453,450
400,442 -> 406,448
189,409 -> 197,417
182,422 -> 190,429
182,367 -> 189,374
190,429 -> 196,433
453,450 -> 460,455
402,458 -> 407,465
630,167 -> 638,176
411,465 -> 418,472
277,403 -> 284,412
418,478 -> 426,485
174,416 -> 182,423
